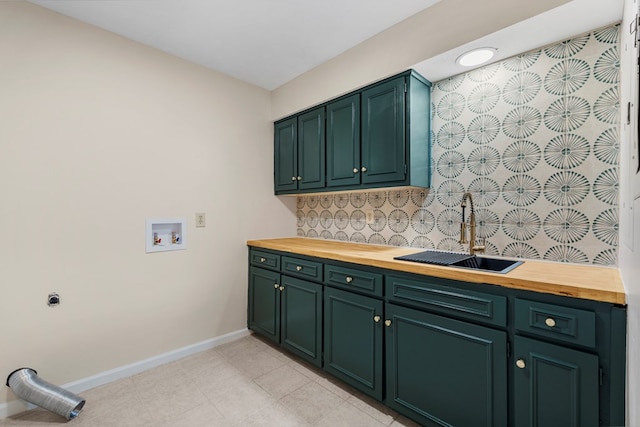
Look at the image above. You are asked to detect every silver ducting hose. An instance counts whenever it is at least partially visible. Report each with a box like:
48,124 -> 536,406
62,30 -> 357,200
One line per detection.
6,368 -> 86,420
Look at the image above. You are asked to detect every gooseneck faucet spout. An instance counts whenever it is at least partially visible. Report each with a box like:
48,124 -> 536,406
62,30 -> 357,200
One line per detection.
459,192 -> 485,256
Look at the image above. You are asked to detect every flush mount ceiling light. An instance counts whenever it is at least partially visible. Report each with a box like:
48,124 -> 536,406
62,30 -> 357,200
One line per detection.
456,48 -> 497,67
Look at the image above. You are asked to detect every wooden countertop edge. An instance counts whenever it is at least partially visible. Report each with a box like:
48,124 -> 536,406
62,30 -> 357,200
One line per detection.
247,238 -> 626,305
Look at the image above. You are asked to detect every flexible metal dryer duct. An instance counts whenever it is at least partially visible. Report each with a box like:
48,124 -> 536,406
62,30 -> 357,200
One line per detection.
6,368 -> 86,420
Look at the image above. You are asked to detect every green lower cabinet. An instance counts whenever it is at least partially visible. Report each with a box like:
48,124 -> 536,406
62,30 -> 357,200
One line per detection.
280,276 -> 323,367
324,287 -> 383,400
248,266 -> 322,367
248,266 -> 281,343
385,303 -> 508,427
513,335 -> 599,427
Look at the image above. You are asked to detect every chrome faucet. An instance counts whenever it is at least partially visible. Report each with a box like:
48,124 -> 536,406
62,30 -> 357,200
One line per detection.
459,192 -> 485,256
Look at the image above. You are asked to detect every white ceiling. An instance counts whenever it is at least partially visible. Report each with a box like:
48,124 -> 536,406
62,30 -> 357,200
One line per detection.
29,0 -> 624,90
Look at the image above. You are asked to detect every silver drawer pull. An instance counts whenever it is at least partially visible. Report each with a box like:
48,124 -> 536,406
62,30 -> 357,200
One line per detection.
384,320 -> 392,327
274,284 -> 279,289
516,359 -> 526,369
373,315 -> 381,323
545,318 -> 556,327
260,257 -> 266,263
296,265 -> 303,271
345,276 -> 353,283
353,168 -> 359,174
279,286 -> 284,291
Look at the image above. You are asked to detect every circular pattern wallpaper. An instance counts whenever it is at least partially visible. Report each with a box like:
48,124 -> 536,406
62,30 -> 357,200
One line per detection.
296,24 -> 620,266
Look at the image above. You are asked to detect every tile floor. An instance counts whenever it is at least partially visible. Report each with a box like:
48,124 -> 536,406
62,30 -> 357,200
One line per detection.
1,334 -> 421,426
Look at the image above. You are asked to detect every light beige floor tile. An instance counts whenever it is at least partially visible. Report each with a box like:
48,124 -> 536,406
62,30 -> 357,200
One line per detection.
279,381 -> 346,425
135,370 -> 210,421
192,360 -> 246,394
346,392 -> 397,426
314,374 -> 356,400
130,361 -> 184,387
178,348 -> 226,377
158,402 -> 227,427
229,348 -> 288,379
232,402 -> 310,427
206,376 -> 277,422
253,364 -> 312,399
390,414 -> 423,426
315,400 -> 387,427
288,359 -> 325,382
0,334 -> 396,427
216,335 -> 266,360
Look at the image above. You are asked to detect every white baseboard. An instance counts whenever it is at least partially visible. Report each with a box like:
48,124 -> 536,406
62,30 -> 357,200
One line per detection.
0,328 -> 249,419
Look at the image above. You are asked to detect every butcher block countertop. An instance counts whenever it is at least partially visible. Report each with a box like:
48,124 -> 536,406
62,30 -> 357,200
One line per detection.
247,237 -> 626,305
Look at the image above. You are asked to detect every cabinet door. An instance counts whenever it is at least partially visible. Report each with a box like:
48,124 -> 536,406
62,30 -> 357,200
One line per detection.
280,276 -> 323,367
361,77 -> 405,184
324,287 -> 383,400
385,303 -> 507,427
274,117 -> 298,192
326,94 -> 360,187
297,107 -> 325,190
513,335 -> 599,427
248,267 -> 281,343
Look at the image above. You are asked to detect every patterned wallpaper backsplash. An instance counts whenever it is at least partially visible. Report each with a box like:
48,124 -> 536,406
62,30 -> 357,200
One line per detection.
296,24 -> 620,266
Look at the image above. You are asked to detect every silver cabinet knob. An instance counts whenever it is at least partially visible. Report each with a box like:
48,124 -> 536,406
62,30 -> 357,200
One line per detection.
374,315 -> 381,323
353,168 -> 359,174
516,359 -> 526,369
297,176 -> 302,181
273,283 -> 279,289
260,257 -> 266,263
291,176 -> 296,181
384,320 -> 392,327
279,286 -> 284,291
361,166 -> 367,172
545,318 -> 556,327
296,265 -> 303,271
345,276 -> 353,283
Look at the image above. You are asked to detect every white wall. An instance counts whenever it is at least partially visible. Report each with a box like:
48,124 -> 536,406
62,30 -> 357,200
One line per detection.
619,0 -> 640,423
0,1 -> 295,411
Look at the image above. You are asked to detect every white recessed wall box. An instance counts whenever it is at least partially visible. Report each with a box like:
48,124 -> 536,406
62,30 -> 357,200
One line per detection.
145,218 -> 187,253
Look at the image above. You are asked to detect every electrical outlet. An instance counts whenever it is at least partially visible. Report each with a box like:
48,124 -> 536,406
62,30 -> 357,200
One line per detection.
365,210 -> 374,224
195,212 -> 206,228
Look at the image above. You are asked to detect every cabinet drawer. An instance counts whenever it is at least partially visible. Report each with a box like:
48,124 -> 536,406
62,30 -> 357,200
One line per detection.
386,274 -> 507,328
324,264 -> 383,297
250,249 -> 280,271
514,299 -> 596,348
282,256 -> 323,281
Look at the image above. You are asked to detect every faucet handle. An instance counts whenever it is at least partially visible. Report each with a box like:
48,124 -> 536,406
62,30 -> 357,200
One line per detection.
473,238 -> 486,255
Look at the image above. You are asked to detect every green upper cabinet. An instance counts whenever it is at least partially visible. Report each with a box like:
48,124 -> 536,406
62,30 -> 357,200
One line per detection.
361,76 -> 405,184
274,107 -> 325,193
274,117 -> 297,193
297,108 -> 325,190
326,94 -> 360,187
274,69 -> 431,195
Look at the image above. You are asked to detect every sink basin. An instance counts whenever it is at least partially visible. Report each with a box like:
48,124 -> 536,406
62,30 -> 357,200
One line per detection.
450,256 -> 523,274
394,250 -> 523,274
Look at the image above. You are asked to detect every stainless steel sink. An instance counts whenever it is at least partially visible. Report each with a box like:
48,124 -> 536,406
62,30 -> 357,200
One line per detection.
450,256 -> 523,274
394,250 -> 523,274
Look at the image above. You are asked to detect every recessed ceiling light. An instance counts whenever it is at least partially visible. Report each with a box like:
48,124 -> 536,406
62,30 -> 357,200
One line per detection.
456,48 -> 497,67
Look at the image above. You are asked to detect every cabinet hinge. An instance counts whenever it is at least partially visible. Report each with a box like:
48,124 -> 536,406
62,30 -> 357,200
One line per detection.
599,367 -> 604,386
404,164 -> 407,176
506,340 -> 511,358
404,83 -> 408,93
